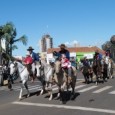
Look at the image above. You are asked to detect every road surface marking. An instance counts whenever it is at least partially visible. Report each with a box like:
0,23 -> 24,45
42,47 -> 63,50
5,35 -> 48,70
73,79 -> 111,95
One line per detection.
77,86 -> 98,92
13,85 -> 42,91
93,86 -> 112,93
109,90 -> 115,94
12,101 -> 115,114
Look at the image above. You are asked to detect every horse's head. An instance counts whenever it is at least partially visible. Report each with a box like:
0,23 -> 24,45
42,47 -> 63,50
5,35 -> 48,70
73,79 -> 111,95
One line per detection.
9,61 -> 18,75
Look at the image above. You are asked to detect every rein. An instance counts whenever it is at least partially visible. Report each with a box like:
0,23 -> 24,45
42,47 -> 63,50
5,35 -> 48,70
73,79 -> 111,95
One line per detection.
19,67 -> 26,74
45,66 -> 52,76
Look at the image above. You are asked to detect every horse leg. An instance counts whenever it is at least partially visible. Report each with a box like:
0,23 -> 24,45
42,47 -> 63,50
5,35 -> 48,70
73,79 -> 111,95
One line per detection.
95,74 -> 99,85
90,73 -> 93,83
37,77 -> 46,95
24,81 -> 30,98
48,83 -> 53,101
8,75 -> 12,90
61,81 -> 66,91
19,84 -> 23,100
56,84 -> 61,99
86,73 -> 89,84
70,76 -> 76,100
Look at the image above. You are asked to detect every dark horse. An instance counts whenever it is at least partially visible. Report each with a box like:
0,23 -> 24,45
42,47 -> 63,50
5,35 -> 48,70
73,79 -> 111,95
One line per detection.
92,58 -> 103,85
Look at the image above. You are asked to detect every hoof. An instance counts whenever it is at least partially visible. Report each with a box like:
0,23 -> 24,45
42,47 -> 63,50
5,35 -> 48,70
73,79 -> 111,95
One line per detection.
57,93 -> 60,98
40,90 -> 44,95
49,96 -> 53,101
96,82 -> 98,85
27,94 -> 30,98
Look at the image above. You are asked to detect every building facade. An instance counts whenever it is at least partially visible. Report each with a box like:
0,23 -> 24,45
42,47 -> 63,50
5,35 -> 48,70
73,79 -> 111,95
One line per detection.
46,46 -> 105,64
39,34 -> 53,52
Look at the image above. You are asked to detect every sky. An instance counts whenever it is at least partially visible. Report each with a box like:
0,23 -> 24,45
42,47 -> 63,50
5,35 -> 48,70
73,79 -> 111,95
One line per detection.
0,0 -> 115,56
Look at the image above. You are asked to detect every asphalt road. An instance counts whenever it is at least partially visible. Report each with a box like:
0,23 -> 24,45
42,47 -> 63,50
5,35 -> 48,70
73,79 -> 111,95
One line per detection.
0,71 -> 115,115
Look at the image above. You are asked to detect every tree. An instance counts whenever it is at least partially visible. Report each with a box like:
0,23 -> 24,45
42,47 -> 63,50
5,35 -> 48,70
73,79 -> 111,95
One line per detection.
2,22 -> 28,59
102,41 -> 111,51
110,35 -> 115,44
0,26 -> 4,64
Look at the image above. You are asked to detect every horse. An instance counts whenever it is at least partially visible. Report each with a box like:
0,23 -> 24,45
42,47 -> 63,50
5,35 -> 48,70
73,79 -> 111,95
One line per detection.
38,60 -> 55,100
53,60 -> 77,101
79,59 -> 92,84
9,60 -> 42,100
92,58 -> 104,85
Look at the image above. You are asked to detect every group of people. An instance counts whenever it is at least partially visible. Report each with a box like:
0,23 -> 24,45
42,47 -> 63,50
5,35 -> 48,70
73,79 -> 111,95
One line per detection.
80,49 -> 114,84
20,43 -> 114,84
14,44 -> 73,83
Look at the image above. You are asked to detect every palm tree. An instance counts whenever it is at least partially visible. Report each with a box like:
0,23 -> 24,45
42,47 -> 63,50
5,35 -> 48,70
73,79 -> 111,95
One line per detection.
2,22 -> 28,59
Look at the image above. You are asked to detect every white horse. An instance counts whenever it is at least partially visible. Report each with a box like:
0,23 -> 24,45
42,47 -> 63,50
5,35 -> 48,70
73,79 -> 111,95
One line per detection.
10,60 -> 54,100
39,60 -> 54,100
9,60 -> 41,100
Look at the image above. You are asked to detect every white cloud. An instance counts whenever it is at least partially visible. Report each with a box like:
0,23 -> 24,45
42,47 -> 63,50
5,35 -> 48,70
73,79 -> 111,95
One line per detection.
64,40 -> 80,47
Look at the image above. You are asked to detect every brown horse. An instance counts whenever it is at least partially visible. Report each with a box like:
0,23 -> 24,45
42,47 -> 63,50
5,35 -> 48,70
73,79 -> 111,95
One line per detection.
53,60 -> 77,100
92,59 -> 103,85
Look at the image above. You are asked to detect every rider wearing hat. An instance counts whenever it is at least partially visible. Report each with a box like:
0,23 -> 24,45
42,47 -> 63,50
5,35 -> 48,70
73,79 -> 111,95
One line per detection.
27,46 -> 40,82
27,46 -> 40,63
58,44 -> 72,81
23,52 -> 33,81
58,44 -> 70,60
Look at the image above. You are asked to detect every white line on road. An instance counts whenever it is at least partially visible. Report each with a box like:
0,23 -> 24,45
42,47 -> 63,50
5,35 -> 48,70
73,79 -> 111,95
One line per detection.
52,84 -> 86,91
109,90 -> 115,94
93,86 -> 112,93
12,101 -> 115,114
77,86 -> 98,92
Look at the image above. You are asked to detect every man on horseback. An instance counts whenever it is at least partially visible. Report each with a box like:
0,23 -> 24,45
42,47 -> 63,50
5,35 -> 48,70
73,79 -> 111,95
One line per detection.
58,44 -> 73,82
94,49 -> 102,60
93,50 -> 105,84
53,44 -> 72,81
23,52 -> 33,81
27,46 -> 40,63
27,46 -> 40,81
58,44 -> 70,60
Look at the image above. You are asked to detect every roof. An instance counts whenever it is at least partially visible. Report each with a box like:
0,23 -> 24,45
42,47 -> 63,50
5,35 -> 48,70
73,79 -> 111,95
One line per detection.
47,46 -> 105,54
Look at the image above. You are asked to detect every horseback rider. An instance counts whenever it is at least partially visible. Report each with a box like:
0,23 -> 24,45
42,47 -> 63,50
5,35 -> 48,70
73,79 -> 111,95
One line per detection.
27,46 -> 40,64
58,44 -> 70,60
52,44 -> 72,79
58,44 -> 73,80
94,49 -> 102,60
23,52 -> 33,81
27,46 -> 40,81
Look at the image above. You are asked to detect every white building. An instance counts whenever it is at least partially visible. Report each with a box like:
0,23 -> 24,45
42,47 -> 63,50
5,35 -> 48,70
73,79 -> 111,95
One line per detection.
39,34 -> 53,53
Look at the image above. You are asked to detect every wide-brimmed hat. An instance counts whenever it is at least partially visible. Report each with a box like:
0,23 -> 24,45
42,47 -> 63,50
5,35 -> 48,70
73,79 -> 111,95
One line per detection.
27,46 -> 34,51
58,44 -> 67,48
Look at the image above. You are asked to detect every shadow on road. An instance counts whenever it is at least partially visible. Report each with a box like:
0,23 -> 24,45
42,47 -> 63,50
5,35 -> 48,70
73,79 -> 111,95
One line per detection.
44,91 -> 80,104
